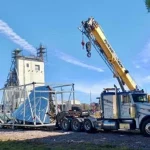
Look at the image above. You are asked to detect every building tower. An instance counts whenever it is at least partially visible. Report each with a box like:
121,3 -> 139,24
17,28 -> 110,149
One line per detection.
5,44 -> 46,88
37,44 -> 46,61
4,49 -> 21,87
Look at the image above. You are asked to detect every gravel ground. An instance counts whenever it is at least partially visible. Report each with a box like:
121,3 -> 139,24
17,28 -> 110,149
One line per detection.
0,129 -> 150,150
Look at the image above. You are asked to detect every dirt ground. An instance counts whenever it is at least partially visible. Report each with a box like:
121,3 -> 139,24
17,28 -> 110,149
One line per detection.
0,128 -> 150,150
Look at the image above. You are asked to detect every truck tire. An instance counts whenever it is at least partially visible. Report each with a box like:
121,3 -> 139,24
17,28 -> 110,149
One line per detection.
71,118 -> 81,132
83,119 -> 93,133
141,119 -> 150,137
61,118 -> 71,131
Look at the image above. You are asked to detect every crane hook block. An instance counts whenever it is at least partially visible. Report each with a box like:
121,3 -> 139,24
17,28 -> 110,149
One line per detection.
87,52 -> 91,58
86,41 -> 91,52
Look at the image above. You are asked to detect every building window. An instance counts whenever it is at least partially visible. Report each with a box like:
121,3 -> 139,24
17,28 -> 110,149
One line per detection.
35,65 -> 40,71
26,63 -> 29,67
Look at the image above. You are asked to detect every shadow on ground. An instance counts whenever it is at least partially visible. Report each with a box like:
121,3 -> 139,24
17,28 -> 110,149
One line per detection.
0,128 -> 149,150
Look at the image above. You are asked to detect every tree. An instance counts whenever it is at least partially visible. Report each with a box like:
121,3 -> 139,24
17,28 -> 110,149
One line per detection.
145,0 -> 150,12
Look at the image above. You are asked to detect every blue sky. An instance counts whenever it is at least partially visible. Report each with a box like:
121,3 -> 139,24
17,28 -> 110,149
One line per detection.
0,0 -> 150,103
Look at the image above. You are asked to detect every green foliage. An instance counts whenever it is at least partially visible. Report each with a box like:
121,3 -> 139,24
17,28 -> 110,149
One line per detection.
145,0 -> 150,12
0,141 -> 48,150
0,141 -> 133,150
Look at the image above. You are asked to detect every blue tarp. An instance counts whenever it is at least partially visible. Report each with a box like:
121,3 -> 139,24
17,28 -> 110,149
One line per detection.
12,86 -> 51,124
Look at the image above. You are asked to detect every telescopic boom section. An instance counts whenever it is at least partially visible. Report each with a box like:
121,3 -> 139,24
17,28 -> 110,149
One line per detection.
80,17 -> 138,91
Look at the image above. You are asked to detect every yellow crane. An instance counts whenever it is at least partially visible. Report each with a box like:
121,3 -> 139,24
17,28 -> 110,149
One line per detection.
79,17 -> 141,92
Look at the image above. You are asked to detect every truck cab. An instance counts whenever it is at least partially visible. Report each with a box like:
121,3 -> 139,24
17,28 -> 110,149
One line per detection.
130,92 -> 150,135
84,87 -> 150,137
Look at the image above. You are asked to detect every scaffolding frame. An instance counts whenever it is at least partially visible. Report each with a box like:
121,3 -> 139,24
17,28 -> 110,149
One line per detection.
0,82 -> 75,128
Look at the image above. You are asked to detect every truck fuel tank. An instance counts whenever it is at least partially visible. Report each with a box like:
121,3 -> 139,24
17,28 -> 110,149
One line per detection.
102,120 -> 118,130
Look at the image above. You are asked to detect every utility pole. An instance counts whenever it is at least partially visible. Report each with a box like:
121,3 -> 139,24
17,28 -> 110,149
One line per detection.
90,90 -> 92,110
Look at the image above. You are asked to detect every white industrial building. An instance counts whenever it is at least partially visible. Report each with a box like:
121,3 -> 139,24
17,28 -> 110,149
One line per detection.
16,55 -> 45,87
4,44 -> 46,91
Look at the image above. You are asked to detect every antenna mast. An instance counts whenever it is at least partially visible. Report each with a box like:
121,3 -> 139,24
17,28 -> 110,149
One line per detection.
37,44 -> 47,61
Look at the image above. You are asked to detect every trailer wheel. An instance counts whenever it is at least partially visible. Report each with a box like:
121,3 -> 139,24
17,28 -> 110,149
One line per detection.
71,119 -> 81,132
141,119 -> 150,137
61,118 -> 71,131
84,120 -> 93,133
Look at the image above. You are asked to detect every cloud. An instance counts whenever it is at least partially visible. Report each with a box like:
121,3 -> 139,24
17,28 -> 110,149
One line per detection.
0,20 -> 36,54
75,79 -> 119,95
133,38 -> 150,68
54,50 -> 104,72
74,76 -> 150,103
135,65 -> 140,69
74,75 -> 150,98
139,75 -> 150,85
129,73 -> 150,92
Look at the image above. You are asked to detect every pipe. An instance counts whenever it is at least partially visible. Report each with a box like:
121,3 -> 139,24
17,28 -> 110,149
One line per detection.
113,85 -> 119,119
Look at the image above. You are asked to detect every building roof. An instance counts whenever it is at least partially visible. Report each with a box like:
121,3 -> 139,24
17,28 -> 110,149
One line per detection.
17,56 -> 44,62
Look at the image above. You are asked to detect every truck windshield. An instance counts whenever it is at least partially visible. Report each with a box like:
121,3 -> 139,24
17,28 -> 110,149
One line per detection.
132,94 -> 148,102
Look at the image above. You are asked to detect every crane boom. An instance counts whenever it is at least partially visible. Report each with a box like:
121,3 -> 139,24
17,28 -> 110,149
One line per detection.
79,17 -> 138,91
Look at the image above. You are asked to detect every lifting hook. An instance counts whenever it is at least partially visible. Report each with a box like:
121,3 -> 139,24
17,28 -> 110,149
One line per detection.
87,52 -> 91,58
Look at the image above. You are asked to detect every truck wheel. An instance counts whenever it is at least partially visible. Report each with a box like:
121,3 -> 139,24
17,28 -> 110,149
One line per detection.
71,118 -> 81,132
61,118 -> 71,131
141,119 -> 150,137
84,120 -> 93,133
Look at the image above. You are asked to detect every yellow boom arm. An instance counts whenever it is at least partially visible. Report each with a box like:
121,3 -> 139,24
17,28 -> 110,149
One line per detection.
79,17 -> 138,91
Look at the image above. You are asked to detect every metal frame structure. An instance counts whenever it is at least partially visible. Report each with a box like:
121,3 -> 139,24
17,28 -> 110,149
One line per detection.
52,83 -> 75,111
4,49 -> 21,87
0,82 -> 75,128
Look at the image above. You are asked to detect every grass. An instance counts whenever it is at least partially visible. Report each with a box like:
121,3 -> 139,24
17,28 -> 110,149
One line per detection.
0,140 -> 133,150
50,143 -> 133,150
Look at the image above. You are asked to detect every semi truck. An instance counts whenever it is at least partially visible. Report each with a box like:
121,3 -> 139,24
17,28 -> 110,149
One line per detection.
56,17 -> 150,137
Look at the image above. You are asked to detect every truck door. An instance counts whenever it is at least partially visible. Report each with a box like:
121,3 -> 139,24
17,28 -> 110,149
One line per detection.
120,94 -> 131,118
